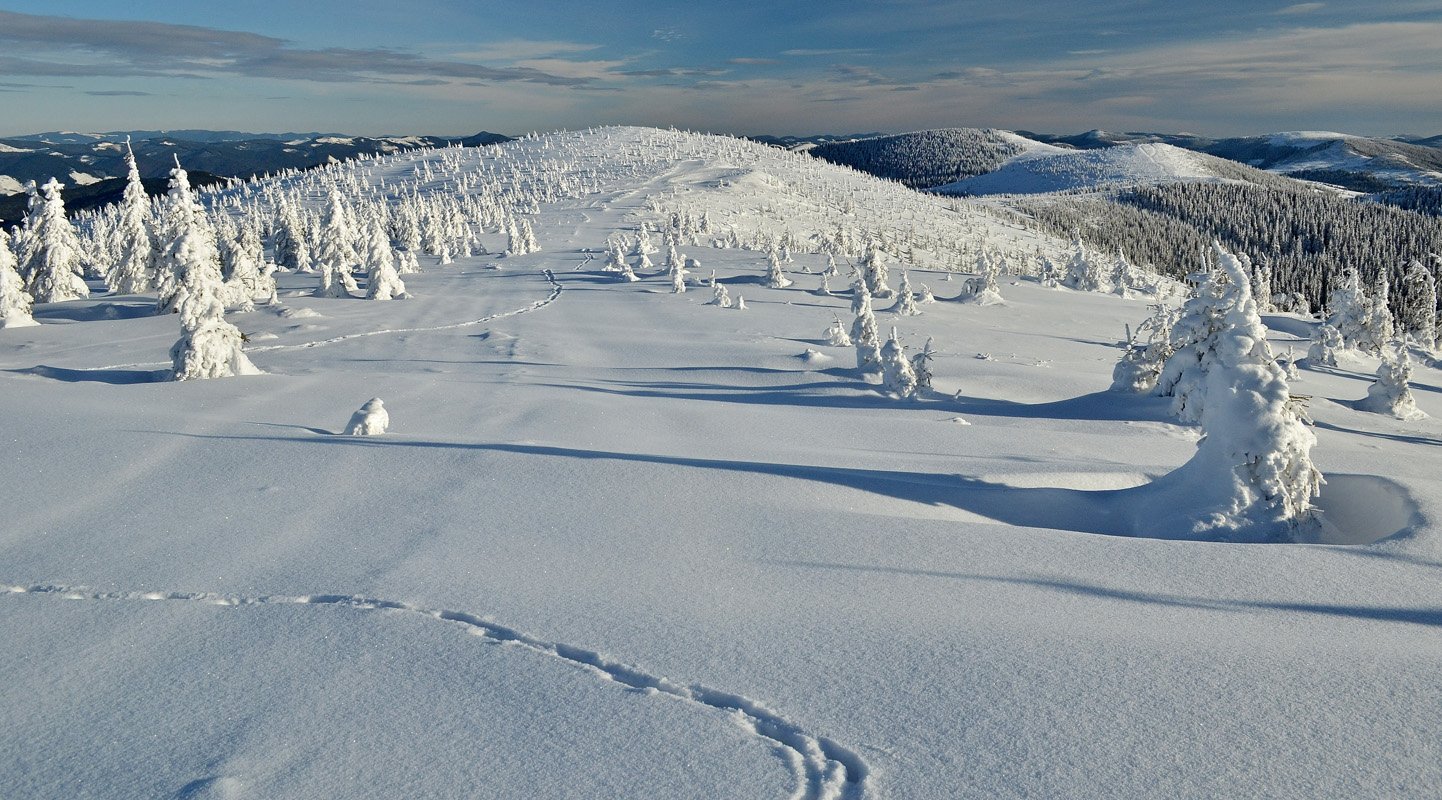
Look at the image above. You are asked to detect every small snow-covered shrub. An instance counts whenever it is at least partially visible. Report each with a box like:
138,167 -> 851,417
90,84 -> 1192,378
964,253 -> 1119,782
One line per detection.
345,398 -> 390,435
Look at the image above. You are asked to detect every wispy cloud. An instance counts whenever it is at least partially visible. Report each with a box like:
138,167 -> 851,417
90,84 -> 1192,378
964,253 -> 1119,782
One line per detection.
0,11 -> 589,87
782,48 -> 873,57
85,90 -> 154,96
1276,3 -> 1326,14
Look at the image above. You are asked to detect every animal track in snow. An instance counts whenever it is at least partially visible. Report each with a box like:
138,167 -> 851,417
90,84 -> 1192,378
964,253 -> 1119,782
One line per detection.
2,580 -> 870,800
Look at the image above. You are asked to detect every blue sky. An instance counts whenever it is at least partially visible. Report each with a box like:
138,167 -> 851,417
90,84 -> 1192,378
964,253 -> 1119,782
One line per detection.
2,1 -> 1439,137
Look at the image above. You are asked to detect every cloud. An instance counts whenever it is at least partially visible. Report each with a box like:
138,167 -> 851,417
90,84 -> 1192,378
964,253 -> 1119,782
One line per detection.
1276,3 -> 1326,14
729,57 -> 781,66
0,10 -> 588,87
782,48 -> 873,57
651,28 -> 683,42
449,40 -> 600,62
84,90 -> 154,96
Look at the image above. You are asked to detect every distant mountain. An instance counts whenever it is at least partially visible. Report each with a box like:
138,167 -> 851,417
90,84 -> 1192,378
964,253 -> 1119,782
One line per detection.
0,130 -> 512,199
807,128 -> 1061,189
0,171 -> 230,228
6,130 -> 346,145
1018,129 -> 1442,191
745,133 -> 882,151
931,142 -> 1297,196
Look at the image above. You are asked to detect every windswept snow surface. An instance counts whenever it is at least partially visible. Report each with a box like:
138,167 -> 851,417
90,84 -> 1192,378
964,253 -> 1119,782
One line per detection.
933,142 -> 1220,195
2,127 -> 1441,799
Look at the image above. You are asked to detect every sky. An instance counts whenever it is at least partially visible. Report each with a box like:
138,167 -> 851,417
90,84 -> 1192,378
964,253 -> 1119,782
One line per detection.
1,1 -> 1440,138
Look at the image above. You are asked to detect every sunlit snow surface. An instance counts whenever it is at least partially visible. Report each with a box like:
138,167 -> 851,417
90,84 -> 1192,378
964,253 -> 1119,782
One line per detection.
1,128 -> 1440,799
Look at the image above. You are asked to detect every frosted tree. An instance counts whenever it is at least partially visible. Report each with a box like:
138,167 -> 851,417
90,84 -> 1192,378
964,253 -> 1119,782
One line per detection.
890,271 -> 921,315
0,230 -> 38,328
1359,342 -> 1425,420
815,273 -> 833,296
1145,246 -> 1321,540
602,240 -> 627,273
106,142 -> 157,294
918,283 -> 936,304
1358,273 -> 1395,354
765,246 -> 793,289
1326,268 -> 1369,350
1112,303 -> 1181,393
910,337 -> 936,394
1153,244 -> 1246,422
669,259 -> 687,293
19,178 -> 89,303
1110,250 -> 1133,298
880,327 -> 918,399
1306,323 -> 1342,367
167,179 -> 260,380
824,315 -> 852,347
1063,236 -> 1106,293
850,279 -> 882,373
221,222 -> 273,310
822,253 -> 840,280
1038,255 -> 1060,289
154,162 -> 218,313
1399,259 -> 1437,350
313,189 -> 360,298
273,200 -> 310,272
1250,256 -> 1273,313
860,241 -> 894,298
707,283 -> 732,307
363,222 -> 410,300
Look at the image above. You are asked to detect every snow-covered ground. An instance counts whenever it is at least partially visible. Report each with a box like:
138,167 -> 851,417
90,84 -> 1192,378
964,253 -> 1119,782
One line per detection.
2,128 -> 1441,799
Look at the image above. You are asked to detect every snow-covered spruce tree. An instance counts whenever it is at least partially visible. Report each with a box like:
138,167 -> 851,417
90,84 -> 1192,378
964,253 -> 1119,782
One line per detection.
824,315 -> 852,347
850,279 -> 882,374
1399,259 -> 1437,350
1326,268 -> 1369,351
815,273 -> 833,296
860,241 -> 894,298
153,163 -> 220,313
880,327 -> 919,399
1250,256 -> 1273,313
1153,244 -> 1245,423
1145,248 -> 1321,541
220,222 -> 273,311
363,222 -> 410,300
765,246 -> 793,289
1063,236 -> 1106,293
1358,273 -> 1395,354
707,283 -> 732,307
1307,323 -> 1342,367
106,142 -> 157,294
669,259 -> 686,293
19,178 -> 90,304
918,283 -> 936,304
345,398 -> 390,435
272,200 -> 309,272
1359,341 -> 1425,420
1112,303 -> 1181,393
1110,250 -> 1133,298
0,230 -> 38,328
911,337 -> 936,394
1038,255 -> 1060,289
168,193 -> 260,381
313,190 -> 360,298
891,271 -> 921,315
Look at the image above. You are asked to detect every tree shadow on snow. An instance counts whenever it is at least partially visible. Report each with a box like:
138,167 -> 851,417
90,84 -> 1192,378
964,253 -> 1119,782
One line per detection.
32,301 -> 158,323
9,365 -> 168,384
764,560 -> 1442,629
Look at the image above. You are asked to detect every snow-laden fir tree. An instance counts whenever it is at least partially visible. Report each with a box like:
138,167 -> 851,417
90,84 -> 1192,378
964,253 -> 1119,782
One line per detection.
167,169 -> 260,380
824,315 -> 852,347
363,221 -> 410,300
1038,255 -> 1060,289
221,222 -> 274,310
850,279 -> 882,374
707,283 -> 732,307
154,162 -> 219,313
1399,259 -> 1437,350
911,337 -> 936,394
313,189 -> 360,298
19,178 -> 90,304
1143,246 -> 1321,541
669,258 -> 686,293
815,273 -> 833,296
1112,303 -> 1181,393
1359,341 -> 1425,420
272,200 -> 310,272
602,240 -> 627,273
891,271 -> 921,315
1063,236 -> 1106,293
1307,322 -> 1342,367
1110,250 -> 1133,298
736,295 -> 746,310
880,327 -> 919,399
918,283 -> 936,304
0,230 -> 38,328
822,253 -> 840,280
1250,256 -> 1273,313
765,246 -> 792,289
1326,268 -> 1370,351
860,241 -> 894,298
106,142 -> 157,294
1153,249 -> 1237,422
1359,273 -> 1395,354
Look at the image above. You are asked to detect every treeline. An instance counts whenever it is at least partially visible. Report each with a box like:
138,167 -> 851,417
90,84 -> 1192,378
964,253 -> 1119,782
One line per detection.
1014,182 -> 1442,314
1376,185 -> 1442,218
809,129 -> 1026,189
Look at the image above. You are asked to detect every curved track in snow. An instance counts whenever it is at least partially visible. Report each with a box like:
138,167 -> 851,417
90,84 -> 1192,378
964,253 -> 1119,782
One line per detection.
84,268 -> 565,372
2,581 -> 870,800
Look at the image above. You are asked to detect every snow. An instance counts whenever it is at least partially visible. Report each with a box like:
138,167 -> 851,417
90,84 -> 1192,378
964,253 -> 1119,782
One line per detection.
1266,131 -> 1356,146
1,127 -> 1440,799
934,142 -> 1217,195
0,142 -> 36,153
0,175 -> 24,195
67,170 -> 103,186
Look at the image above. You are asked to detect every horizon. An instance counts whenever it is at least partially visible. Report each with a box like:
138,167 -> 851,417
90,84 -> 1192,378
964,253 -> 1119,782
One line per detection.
2,2 -> 1440,139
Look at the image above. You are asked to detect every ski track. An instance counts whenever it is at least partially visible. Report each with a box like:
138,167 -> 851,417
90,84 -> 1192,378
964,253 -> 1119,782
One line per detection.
83,268 -> 566,372
2,581 -> 870,800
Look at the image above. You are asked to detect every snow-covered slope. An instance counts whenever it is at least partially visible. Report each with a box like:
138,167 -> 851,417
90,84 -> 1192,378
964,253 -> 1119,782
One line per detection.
933,142 -> 1235,195
809,128 -> 1064,189
1,127 -> 1440,800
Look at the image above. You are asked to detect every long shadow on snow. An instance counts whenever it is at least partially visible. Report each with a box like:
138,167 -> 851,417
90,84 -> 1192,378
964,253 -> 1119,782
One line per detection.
768,559 -> 1442,629
9,364 -> 168,384
175,431 -> 1415,544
